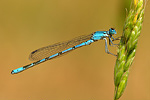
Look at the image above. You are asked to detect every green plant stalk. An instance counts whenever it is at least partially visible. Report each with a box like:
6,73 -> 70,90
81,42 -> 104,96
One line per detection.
114,0 -> 145,100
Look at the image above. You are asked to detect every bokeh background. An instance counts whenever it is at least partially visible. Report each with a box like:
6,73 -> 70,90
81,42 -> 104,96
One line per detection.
0,0 -> 150,100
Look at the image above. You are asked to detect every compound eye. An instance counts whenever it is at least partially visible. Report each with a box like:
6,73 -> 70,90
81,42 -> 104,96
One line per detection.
109,28 -> 116,35
111,28 -> 115,30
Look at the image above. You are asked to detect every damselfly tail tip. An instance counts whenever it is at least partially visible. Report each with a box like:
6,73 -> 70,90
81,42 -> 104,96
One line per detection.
11,70 -> 15,74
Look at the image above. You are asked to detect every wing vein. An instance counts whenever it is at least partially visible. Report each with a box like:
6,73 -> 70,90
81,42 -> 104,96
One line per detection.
29,34 -> 93,61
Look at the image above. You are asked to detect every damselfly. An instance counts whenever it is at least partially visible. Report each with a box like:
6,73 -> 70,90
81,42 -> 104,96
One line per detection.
11,28 -> 118,74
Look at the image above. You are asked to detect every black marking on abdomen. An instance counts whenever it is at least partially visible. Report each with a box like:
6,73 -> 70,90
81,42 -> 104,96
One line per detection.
58,52 -> 62,55
72,46 -> 75,49
45,57 -> 49,61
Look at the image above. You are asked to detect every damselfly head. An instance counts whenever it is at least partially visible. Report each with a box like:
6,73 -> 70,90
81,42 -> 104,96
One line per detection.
109,28 -> 116,35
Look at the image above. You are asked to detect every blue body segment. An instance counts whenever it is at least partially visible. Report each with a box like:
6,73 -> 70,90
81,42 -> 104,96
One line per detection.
11,28 -> 117,74
12,67 -> 24,74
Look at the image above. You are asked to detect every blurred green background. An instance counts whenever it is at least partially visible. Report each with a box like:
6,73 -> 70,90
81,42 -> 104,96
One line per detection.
0,0 -> 150,100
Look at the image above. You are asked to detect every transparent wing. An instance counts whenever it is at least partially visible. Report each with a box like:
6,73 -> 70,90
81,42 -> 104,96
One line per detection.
29,34 -> 93,61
